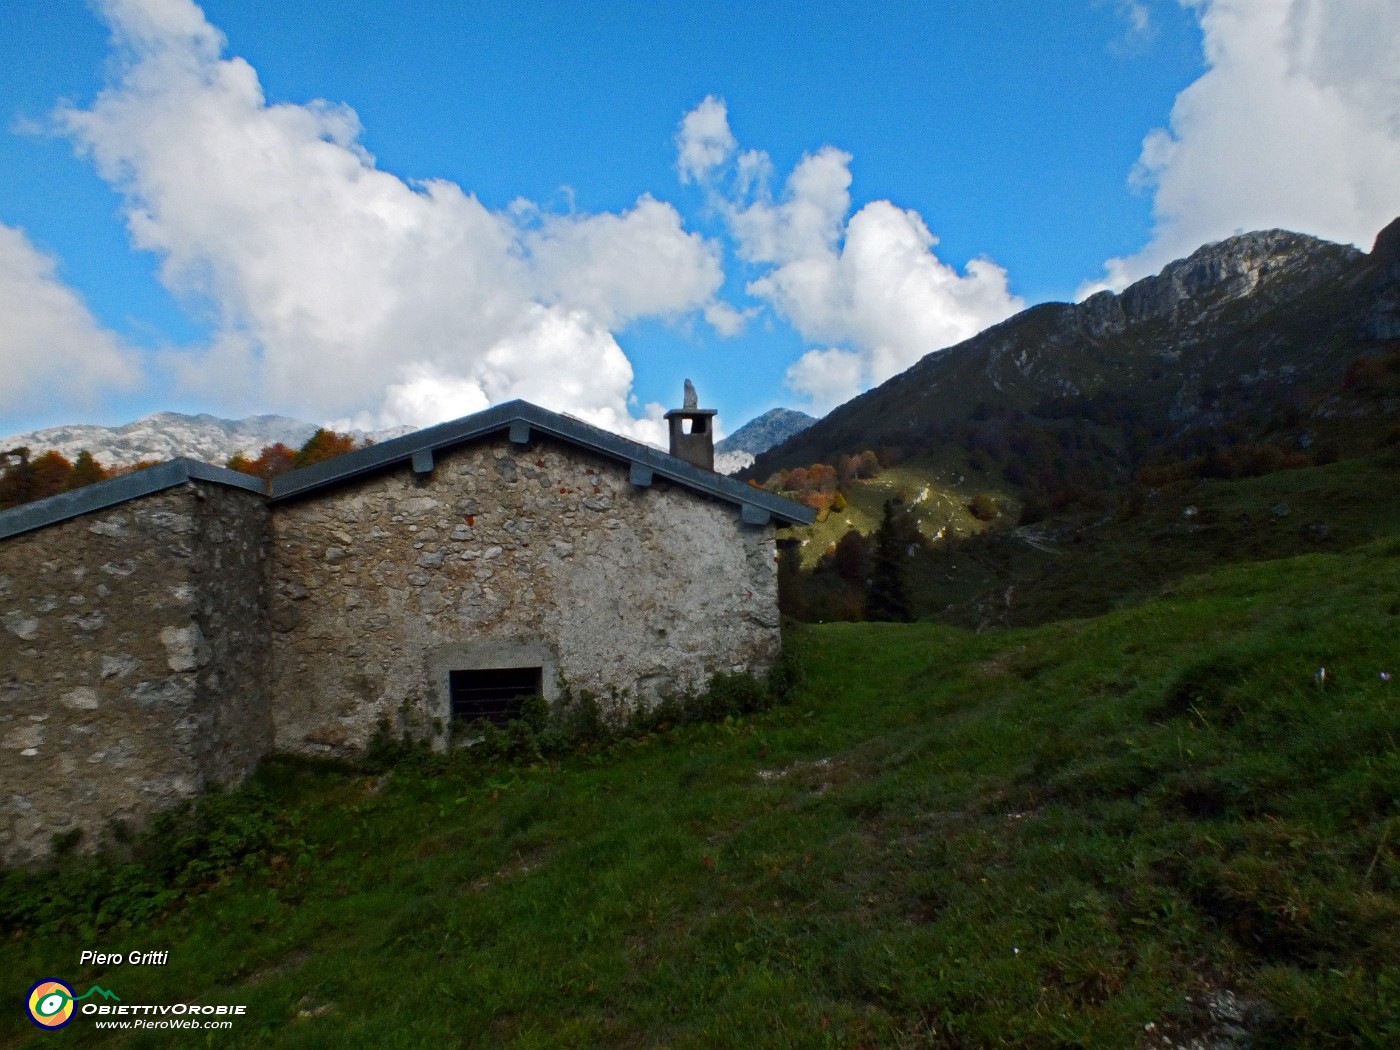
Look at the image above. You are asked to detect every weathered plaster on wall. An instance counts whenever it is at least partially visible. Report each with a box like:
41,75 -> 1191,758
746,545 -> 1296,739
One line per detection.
0,483 -> 269,865
268,434 -> 778,756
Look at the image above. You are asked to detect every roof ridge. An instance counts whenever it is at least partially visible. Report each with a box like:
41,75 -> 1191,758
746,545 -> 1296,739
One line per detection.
0,401 -> 814,540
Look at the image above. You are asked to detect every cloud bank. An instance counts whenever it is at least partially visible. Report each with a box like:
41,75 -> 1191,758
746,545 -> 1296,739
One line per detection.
0,224 -> 139,417
1086,0 -> 1400,294
53,0 -> 734,440
677,97 -> 1023,412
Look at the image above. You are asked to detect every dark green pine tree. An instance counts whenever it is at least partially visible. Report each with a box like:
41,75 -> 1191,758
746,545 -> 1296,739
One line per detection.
776,539 -> 805,620
867,499 -> 912,622
66,450 -> 108,490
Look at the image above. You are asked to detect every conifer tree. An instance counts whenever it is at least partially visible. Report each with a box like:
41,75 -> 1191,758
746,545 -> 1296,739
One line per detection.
776,540 -> 805,620
66,450 -> 109,490
867,499 -> 912,622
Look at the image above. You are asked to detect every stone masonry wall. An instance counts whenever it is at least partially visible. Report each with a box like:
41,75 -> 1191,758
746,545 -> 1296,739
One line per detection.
187,484 -> 273,785
268,434 -> 778,756
0,482 -> 270,865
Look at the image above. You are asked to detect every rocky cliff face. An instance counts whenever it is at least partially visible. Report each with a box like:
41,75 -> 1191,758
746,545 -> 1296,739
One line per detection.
1368,217 -> 1400,340
0,413 -> 318,469
1081,230 -> 1362,336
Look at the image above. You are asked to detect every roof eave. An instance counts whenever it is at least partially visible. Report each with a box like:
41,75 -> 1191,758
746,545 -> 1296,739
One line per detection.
269,400 -> 815,526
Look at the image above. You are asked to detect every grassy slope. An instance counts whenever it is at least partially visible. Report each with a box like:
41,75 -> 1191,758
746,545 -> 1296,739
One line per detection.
910,458 -> 1400,628
6,542 -> 1400,1047
786,456 -> 1400,628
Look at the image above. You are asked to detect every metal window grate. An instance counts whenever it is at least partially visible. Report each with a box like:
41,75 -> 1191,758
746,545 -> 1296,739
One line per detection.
449,667 -> 542,726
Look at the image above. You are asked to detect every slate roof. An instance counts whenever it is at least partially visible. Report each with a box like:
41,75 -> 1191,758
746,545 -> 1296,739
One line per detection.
0,458 -> 264,541
0,400 -> 814,541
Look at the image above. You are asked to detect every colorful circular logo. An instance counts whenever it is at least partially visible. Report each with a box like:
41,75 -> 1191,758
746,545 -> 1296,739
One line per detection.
27,979 -> 76,1029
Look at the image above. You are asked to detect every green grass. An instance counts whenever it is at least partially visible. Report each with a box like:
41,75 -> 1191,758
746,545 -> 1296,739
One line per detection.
6,539 -> 1400,1047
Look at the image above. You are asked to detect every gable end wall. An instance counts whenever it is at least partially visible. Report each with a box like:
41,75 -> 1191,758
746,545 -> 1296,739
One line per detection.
268,433 -> 778,755
0,483 -> 270,865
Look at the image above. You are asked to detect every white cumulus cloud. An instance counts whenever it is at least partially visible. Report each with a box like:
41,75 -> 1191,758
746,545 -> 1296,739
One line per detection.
782,348 -> 864,415
1085,0 -> 1400,295
522,196 -> 724,329
0,224 -> 140,418
678,97 -> 1023,412
676,95 -> 738,186
1100,0 -> 1156,54
55,0 -> 730,441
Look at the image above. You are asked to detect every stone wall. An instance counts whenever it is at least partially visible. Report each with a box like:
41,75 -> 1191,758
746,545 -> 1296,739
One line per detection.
267,433 -> 778,756
0,482 -> 270,865
0,427 -> 788,863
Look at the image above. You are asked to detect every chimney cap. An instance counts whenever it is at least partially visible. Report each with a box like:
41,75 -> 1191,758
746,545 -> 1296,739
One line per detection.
664,407 -> 716,420
664,378 -> 714,420
664,380 -> 716,470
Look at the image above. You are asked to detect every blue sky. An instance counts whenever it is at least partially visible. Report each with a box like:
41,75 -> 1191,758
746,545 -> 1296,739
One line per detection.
2,0 -> 1398,444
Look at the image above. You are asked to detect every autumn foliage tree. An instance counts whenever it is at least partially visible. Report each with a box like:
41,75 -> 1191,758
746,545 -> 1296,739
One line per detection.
293,428 -> 357,469
0,447 -> 113,511
228,428 -> 358,482
31,451 -> 74,499
837,450 -> 882,485
0,447 -> 39,509
764,462 -> 842,516
227,443 -> 297,481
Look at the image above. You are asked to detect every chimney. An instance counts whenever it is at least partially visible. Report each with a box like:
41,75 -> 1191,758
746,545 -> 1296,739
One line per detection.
664,379 -> 717,471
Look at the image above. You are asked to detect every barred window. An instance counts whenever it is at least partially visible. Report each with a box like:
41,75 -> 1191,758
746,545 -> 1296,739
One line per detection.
448,667 -> 542,726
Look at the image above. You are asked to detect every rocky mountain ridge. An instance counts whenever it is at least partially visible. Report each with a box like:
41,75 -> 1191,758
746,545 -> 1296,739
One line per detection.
748,220 -> 1399,477
1084,229 -> 1363,335
2,403 -> 814,478
0,412 -> 411,470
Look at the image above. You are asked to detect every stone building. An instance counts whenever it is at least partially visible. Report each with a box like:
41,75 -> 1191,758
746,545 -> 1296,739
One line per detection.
0,397 -> 812,865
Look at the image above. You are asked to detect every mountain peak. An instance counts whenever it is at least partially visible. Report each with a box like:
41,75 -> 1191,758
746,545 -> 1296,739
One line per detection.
714,408 -> 818,475
716,408 -> 816,457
